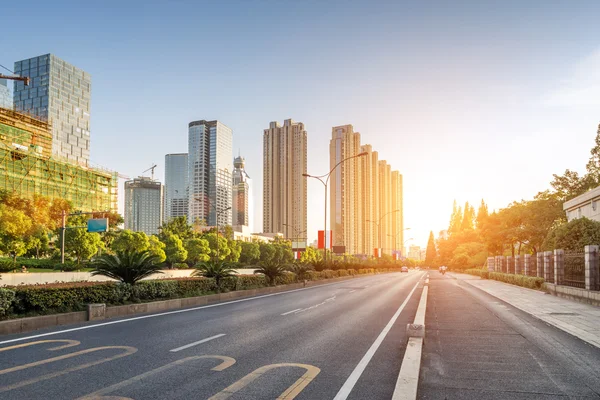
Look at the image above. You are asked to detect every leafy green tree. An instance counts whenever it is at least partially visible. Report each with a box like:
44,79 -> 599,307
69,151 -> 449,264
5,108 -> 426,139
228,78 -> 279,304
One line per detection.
476,199 -> 489,230
64,228 -> 104,266
203,233 -> 231,261
226,239 -> 241,262
91,250 -> 163,285
460,202 -> 474,231
425,231 -> 437,265
288,262 -> 314,281
222,225 -> 234,240
0,205 -> 33,263
254,260 -> 287,285
448,200 -> 463,235
163,233 -> 187,266
25,226 -> 51,259
259,242 -> 276,263
238,241 -> 260,265
192,261 -> 237,290
543,217 -> 600,251
300,246 -> 322,264
148,235 -> 167,263
185,238 -> 211,265
159,216 -> 193,241
111,230 -> 150,253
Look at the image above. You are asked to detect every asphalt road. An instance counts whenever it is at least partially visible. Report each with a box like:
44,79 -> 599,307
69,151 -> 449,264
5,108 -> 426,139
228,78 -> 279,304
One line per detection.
0,271 -> 425,400
420,272 -> 600,399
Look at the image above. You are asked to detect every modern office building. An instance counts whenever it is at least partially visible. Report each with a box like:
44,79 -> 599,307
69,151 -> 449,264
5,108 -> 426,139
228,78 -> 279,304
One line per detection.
408,245 -> 422,260
124,176 -> 162,235
232,155 -> 252,228
329,125 -> 403,256
330,125 -> 363,255
0,79 -> 11,109
188,120 -> 232,227
0,107 -> 117,211
263,119 -> 307,239
164,153 -> 189,221
13,54 -> 91,166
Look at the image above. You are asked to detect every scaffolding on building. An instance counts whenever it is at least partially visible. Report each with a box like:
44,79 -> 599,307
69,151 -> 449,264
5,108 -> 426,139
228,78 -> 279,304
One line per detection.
0,107 -> 117,212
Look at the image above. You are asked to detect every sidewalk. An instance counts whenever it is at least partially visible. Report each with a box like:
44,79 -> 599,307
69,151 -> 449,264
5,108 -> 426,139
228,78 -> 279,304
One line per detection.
449,272 -> 600,349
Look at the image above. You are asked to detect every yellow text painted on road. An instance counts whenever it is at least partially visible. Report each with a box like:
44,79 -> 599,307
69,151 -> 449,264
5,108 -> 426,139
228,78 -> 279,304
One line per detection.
78,355 -> 236,399
208,363 -> 321,400
0,339 -> 81,352
0,346 -> 137,393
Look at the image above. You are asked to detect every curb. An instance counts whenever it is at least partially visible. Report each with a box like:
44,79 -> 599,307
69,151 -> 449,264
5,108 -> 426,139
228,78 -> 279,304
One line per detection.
392,274 -> 429,400
0,272 -> 389,336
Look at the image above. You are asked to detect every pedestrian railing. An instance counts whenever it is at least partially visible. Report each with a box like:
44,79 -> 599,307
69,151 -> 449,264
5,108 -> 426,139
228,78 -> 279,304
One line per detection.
564,251 -> 586,289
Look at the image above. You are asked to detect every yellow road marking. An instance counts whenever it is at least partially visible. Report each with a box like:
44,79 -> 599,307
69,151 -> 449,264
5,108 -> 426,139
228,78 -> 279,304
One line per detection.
0,339 -> 80,352
208,363 -> 321,400
78,355 -> 236,399
0,346 -> 137,393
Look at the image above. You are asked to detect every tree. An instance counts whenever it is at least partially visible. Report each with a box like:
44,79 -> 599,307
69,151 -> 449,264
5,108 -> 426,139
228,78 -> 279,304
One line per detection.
111,230 -> 150,253
25,226 -> 51,259
163,233 -> 187,266
64,228 -> 104,266
185,238 -> 211,265
543,217 -> 600,251
147,235 -> 167,263
460,202 -> 474,231
91,250 -> 163,285
259,242 -> 276,263
300,246 -> 322,264
238,241 -> 260,265
448,201 -> 463,235
0,205 -> 33,263
203,233 -> 231,261
254,260 -> 287,285
159,217 -> 193,241
226,239 -> 241,263
476,199 -> 489,230
288,262 -> 314,281
192,261 -> 237,290
425,231 -> 437,265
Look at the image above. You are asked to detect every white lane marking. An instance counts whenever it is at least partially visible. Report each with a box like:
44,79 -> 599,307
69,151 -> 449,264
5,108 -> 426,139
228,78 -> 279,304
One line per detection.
294,296 -> 337,315
349,290 -> 356,293
170,334 -> 226,352
0,275 -> 398,345
333,276 -> 422,400
281,308 -> 302,316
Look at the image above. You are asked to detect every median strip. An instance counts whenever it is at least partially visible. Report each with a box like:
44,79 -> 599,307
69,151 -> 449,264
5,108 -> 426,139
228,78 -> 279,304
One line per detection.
170,334 -> 226,352
392,276 -> 429,400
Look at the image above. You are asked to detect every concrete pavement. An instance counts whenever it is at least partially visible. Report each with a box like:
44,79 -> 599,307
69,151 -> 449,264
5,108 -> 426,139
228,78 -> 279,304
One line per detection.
0,271 -> 426,399
420,272 -> 600,399
449,272 -> 600,349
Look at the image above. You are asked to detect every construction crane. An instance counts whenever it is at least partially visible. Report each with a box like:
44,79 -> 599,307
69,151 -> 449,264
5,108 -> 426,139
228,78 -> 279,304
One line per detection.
142,164 -> 157,181
0,74 -> 29,86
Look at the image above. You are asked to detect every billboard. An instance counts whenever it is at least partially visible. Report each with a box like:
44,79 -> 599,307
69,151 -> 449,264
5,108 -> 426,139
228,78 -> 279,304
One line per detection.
87,218 -> 109,233
291,241 -> 307,251
317,230 -> 332,249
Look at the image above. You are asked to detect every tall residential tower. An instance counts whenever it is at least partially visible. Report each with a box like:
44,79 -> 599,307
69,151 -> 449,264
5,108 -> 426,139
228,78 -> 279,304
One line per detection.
188,120 -> 232,227
13,54 -> 92,165
164,153 -> 189,221
232,155 -> 253,229
124,177 -> 163,235
263,119 -> 307,239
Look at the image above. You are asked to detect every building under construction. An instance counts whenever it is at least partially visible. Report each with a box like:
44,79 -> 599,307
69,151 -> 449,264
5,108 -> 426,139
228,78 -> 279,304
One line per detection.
0,107 -> 117,211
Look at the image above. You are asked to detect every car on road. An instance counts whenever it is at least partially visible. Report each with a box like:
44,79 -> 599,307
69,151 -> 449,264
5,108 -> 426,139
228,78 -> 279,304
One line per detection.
401,266 -> 409,273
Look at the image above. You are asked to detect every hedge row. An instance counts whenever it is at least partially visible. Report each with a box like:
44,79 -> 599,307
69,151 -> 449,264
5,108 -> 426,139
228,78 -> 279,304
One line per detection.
464,269 -> 545,290
0,269 -> 400,318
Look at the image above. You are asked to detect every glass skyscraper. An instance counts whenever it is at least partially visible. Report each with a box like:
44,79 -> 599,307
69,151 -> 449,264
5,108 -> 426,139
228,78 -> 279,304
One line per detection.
13,54 -> 91,165
164,153 -> 189,221
0,79 -> 11,109
124,177 -> 163,235
188,120 -> 232,227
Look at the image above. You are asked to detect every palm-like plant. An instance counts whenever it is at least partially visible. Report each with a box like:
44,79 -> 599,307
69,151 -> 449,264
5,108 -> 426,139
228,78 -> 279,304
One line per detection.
91,250 -> 163,285
255,260 -> 288,286
288,262 -> 314,282
192,260 -> 237,290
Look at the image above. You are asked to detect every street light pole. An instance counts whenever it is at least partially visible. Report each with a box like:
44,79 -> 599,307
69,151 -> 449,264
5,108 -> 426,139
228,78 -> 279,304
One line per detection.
303,151 -> 367,264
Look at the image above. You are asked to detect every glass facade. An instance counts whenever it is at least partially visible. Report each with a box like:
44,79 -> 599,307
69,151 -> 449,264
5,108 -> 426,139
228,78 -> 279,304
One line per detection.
0,79 -> 11,109
188,120 -> 232,227
164,153 -> 189,221
13,54 -> 91,166
232,155 -> 252,228
124,177 -> 163,235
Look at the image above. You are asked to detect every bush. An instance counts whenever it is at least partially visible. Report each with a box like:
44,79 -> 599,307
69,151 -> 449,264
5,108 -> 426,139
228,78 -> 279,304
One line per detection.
53,262 -> 79,272
172,263 -> 189,270
465,268 -> 489,279
0,288 -> 15,316
487,272 -> 545,290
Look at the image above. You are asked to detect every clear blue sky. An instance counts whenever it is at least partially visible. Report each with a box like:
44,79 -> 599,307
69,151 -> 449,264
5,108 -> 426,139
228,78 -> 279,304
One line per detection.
3,0 -> 600,249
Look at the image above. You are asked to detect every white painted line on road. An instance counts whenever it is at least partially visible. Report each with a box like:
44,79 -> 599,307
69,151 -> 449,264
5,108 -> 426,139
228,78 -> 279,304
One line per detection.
349,290 -> 356,293
169,334 -> 226,352
332,277 -> 422,400
0,275 -> 396,345
281,308 -> 302,316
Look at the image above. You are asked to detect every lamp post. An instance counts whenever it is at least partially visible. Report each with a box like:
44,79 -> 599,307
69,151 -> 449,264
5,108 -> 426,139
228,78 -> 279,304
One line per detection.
366,209 -> 400,257
303,151 -> 368,263
195,198 -> 231,262
404,237 -> 414,260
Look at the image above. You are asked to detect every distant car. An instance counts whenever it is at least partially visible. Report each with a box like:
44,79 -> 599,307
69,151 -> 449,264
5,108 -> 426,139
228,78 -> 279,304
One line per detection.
401,266 -> 409,273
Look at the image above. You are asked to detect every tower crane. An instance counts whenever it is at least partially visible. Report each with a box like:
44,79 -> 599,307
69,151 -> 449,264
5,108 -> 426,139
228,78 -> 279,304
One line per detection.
0,74 -> 30,86
142,164 -> 157,181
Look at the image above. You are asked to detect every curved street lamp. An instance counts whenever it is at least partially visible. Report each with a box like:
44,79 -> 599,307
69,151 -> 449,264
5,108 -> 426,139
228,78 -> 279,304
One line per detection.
303,151 -> 368,263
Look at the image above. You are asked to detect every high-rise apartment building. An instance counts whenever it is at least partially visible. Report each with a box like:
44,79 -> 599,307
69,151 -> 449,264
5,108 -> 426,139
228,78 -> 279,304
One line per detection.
330,125 -> 363,255
0,79 -> 11,109
263,119 -> 307,238
124,177 -> 163,235
164,153 -> 189,221
13,54 -> 91,165
232,155 -> 252,228
188,120 -> 232,227
329,125 -> 403,256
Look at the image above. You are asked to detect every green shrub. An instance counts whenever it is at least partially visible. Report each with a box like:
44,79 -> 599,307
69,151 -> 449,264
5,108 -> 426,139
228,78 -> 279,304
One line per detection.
0,259 -> 16,273
171,263 -> 189,270
0,288 -> 15,316
53,262 -> 79,272
465,268 -> 489,279
274,272 -> 297,285
487,272 -> 545,290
